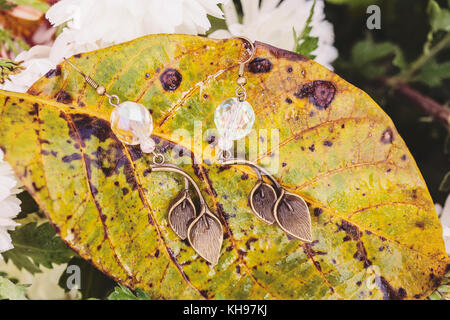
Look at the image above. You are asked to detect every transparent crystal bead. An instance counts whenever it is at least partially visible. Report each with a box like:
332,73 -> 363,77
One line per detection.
140,137 -> 156,154
110,101 -> 153,145
214,97 -> 255,146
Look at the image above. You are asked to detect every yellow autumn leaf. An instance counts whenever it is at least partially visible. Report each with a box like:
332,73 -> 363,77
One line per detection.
0,35 -> 448,299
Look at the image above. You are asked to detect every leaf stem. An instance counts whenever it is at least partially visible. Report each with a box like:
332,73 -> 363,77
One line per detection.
380,77 -> 450,130
398,33 -> 450,83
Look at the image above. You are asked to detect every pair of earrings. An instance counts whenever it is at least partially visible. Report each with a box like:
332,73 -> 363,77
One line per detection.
64,37 -> 312,265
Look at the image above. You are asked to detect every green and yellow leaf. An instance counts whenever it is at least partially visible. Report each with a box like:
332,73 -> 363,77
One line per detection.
0,34 -> 448,299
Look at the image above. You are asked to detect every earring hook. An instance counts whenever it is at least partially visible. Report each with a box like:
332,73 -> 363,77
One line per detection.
232,36 -> 255,65
232,36 -> 255,77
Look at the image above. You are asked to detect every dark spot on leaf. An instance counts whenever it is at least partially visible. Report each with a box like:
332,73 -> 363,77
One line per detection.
160,68 -> 182,91
245,237 -> 257,250
287,66 -> 293,73
380,128 -> 394,144
55,90 -> 73,104
29,103 -> 39,116
241,173 -> 249,180
71,113 -> 112,143
282,162 -> 287,167
248,57 -> 273,73
122,188 -> 129,196
199,290 -> 209,299
308,144 -> 315,152
294,80 -> 336,110
45,66 -> 61,78
285,97 -> 292,104
74,53 -> 82,58
143,168 -> 151,177
91,185 -> 98,197
401,154 -> 407,161
313,208 -> 323,217
415,221 -> 425,229
32,182 -> 43,192
62,153 -> 82,163
376,276 -> 407,300
154,249 -> 159,257
338,220 -> 371,268
323,140 -> 333,147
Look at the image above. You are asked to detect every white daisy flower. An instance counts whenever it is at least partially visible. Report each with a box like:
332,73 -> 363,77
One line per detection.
0,149 -> 21,256
209,0 -> 338,70
45,0 -> 224,63
436,194 -> 450,255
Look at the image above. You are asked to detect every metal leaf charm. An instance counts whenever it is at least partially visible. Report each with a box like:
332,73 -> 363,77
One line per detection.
168,191 -> 196,240
273,189 -> 312,242
249,181 -> 277,224
187,209 -> 223,265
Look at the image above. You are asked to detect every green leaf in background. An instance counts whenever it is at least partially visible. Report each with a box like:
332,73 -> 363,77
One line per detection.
428,271 -> 450,300
439,171 -> 450,191
107,285 -> 150,300
58,257 -> 116,299
0,59 -> 24,84
0,275 -> 28,300
349,35 -> 405,79
9,0 -> 50,13
0,0 -> 16,11
414,58 -> 450,87
428,0 -> 450,32
2,222 -> 75,274
293,0 -> 319,59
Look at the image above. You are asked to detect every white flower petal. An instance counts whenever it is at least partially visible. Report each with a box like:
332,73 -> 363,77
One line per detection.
440,193 -> 450,227
210,0 -> 337,70
0,229 -> 14,253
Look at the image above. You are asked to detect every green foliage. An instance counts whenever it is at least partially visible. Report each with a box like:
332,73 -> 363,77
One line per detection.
0,28 -> 29,56
8,0 -> 50,13
414,58 -> 450,87
107,285 -> 150,300
0,59 -> 24,84
428,0 -> 450,32
2,222 -> 75,274
58,257 -> 116,299
0,275 -> 28,300
439,171 -> 450,191
0,0 -> 16,11
293,0 -> 319,59
347,35 -> 405,79
428,271 -> 450,300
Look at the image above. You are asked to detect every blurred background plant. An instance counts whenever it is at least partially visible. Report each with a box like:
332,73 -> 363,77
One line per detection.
0,0 -> 448,300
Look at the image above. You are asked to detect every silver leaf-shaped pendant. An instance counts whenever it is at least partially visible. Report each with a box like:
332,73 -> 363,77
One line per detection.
249,181 -> 277,224
168,191 -> 196,240
273,189 -> 312,242
187,208 -> 223,265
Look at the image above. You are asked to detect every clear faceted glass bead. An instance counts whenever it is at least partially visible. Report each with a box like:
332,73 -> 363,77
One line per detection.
214,97 -> 255,145
110,101 -> 153,145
